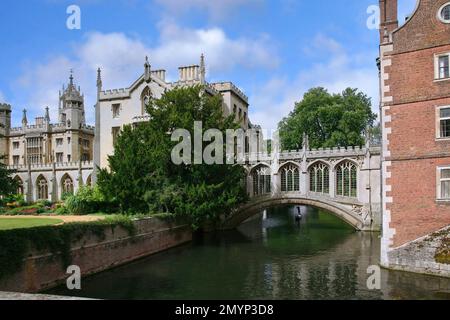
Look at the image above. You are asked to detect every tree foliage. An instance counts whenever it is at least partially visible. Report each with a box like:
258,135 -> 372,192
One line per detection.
278,87 -> 377,150
97,86 -> 248,229
0,155 -> 17,200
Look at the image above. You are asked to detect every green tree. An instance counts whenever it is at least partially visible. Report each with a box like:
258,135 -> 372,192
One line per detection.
0,155 -> 17,199
278,87 -> 377,150
98,85 -> 248,229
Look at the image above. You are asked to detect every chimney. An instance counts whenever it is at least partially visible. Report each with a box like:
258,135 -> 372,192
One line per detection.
151,70 -> 166,82
379,0 -> 398,43
178,65 -> 200,82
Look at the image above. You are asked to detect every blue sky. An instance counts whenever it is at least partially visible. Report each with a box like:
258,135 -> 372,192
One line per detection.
0,0 -> 417,130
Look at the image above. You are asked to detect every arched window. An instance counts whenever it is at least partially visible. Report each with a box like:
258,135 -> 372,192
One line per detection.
86,174 -> 92,187
309,162 -> 330,194
280,164 -> 300,192
336,161 -> 357,198
141,87 -> 152,115
14,176 -> 24,195
252,165 -> 271,196
37,176 -> 48,200
61,174 -> 74,195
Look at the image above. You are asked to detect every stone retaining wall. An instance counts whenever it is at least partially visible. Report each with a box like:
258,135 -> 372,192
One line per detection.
383,226 -> 450,278
0,218 -> 192,293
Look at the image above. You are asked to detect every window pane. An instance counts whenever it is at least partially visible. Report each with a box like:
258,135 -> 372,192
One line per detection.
441,119 -> 450,138
442,181 -> 450,199
439,56 -> 450,79
442,5 -> 450,20
442,169 -> 450,179
440,108 -> 450,118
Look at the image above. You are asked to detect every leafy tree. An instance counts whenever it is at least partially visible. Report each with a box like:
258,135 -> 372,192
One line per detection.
98,85 -> 248,229
278,87 -> 377,150
0,155 -> 17,201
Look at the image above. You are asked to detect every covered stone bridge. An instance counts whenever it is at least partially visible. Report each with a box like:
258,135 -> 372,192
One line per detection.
223,139 -> 381,231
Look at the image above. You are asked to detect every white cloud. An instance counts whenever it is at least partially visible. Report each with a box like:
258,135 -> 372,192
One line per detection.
13,22 -> 278,126
0,91 -> 5,103
154,0 -> 263,21
249,34 -> 379,132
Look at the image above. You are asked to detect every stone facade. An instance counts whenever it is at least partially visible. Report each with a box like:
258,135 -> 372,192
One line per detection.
379,0 -> 450,275
0,74 -> 94,202
94,55 -> 254,171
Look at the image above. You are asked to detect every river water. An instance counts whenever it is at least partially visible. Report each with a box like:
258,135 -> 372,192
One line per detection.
48,206 -> 450,300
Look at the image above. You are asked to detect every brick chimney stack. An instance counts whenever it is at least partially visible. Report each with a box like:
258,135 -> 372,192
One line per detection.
379,0 -> 399,43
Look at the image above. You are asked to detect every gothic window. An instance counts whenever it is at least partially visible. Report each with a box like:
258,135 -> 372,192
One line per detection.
336,161 -> 357,198
141,87 -> 152,115
252,165 -> 271,196
26,137 -> 43,165
309,162 -> 330,194
56,153 -> 64,163
112,104 -> 121,118
86,175 -> 92,187
14,176 -> 24,195
37,176 -> 48,200
61,174 -> 74,195
280,164 -> 300,192
112,127 -> 121,145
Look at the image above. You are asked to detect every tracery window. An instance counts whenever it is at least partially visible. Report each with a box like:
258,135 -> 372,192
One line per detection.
309,162 -> 330,194
37,176 -> 48,200
336,161 -> 357,198
252,165 -> 271,196
280,164 -> 300,192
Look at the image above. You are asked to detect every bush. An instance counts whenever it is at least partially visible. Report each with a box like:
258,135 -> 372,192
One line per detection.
65,186 -> 118,215
1,194 -> 27,208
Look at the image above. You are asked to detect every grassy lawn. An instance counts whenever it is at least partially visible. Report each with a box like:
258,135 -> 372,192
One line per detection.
0,218 -> 64,231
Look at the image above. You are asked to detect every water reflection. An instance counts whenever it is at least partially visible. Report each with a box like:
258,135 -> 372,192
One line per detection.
47,206 -> 450,300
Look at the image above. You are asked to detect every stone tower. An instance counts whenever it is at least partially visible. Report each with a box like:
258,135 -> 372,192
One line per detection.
59,71 -> 86,129
0,103 -> 11,162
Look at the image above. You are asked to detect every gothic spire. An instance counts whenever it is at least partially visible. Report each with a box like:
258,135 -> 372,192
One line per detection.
22,109 -> 28,126
200,53 -> 206,84
144,56 -> 151,82
45,106 -> 50,122
97,67 -> 102,89
69,69 -> 74,86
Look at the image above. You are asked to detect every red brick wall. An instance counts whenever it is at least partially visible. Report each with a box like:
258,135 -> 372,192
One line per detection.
0,218 -> 192,293
392,0 -> 450,54
389,46 -> 450,106
387,157 -> 450,246
383,0 -> 450,248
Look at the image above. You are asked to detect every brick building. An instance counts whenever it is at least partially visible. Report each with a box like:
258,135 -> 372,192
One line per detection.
379,0 -> 450,274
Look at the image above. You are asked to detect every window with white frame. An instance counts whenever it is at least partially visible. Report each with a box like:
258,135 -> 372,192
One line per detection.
438,107 -> 450,138
438,3 -> 450,23
438,167 -> 450,200
436,53 -> 450,80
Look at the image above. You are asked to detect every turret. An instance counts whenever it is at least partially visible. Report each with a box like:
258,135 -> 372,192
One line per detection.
0,103 -> 11,133
59,70 -> 85,127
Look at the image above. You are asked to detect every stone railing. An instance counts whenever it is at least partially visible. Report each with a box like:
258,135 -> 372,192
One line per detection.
8,161 -> 94,171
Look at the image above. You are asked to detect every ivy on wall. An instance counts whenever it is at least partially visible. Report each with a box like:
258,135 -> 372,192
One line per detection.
0,216 -> 136,280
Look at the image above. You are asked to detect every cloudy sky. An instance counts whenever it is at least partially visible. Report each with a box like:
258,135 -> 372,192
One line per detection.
0,0 -> 417,130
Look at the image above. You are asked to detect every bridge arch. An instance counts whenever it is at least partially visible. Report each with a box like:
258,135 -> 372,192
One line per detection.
222,195 -> 366,231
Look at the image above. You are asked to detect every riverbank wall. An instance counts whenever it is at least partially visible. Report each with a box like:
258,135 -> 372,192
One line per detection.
0,218 -> 192,293
382,225 -> 450,278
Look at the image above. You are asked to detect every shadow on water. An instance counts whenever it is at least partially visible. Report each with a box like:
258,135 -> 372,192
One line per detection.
47,206 -> 450,300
